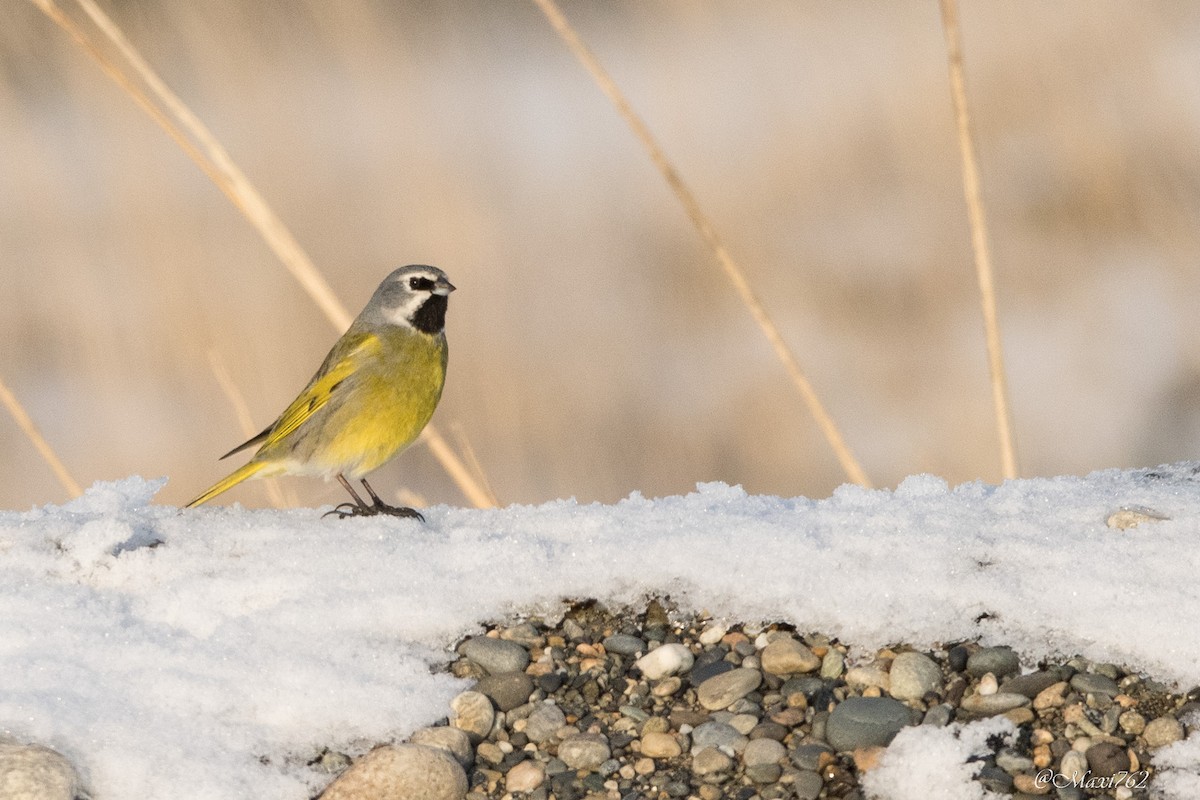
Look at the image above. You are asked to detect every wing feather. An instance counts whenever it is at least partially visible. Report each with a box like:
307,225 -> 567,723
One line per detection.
216,331 -> 381,460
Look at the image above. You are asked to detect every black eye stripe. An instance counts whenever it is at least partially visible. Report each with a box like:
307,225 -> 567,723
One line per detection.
408,276 -> 436,291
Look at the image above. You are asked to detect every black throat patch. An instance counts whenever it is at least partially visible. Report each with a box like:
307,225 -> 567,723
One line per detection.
411,293 -> 448,334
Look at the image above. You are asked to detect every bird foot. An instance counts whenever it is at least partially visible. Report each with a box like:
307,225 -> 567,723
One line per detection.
323,501 -> 425,522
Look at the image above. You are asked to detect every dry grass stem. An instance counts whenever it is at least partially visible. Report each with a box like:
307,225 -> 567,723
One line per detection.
939,0 -> 1019,480
531,0 -> 872,488
449,422 -> 501,508
0,374 -> 83,498
206,351 -> 291,509
34,0 -> 497,507
420,427 -> 499,509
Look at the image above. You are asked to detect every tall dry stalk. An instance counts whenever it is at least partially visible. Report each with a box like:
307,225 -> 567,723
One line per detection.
32,0 -> 498,508
939,0 -> 1019,480
0,374 -> 83,498
531,0 -> 871,488
206,351 -> 292,509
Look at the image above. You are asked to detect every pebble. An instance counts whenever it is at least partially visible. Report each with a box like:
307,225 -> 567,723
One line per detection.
522,702 -> 566,743
688,659 -> 736,687
690,721 -> 749,754
966,646 -> 1020,679
845,664 -> 891,692
460,636 -> 531,675
696,667 -> 762,710
634,643 -> 694,680
959,691 -> 1031,717
759,637 -> 820,675
789,742 -> 834,771
888,651 -> 944,701
0,741 -> 80,800
408,725 -> 474,768
1106,505 -> 1170,529
602,634 -> 646,656
742,737 -> 785,767
396,599 -> 1194,800
820,648 -> 846,679
640,731 -> 683,759
1142,716 -> 1184,748
474,672 -> 534,712
557,733 -> 611,771
505,759 -> 545,792
318,744 -> 466,800
1086,741 -> 1130,777
691,747 -> 733,776
824,696 -> 915,751
1060,749 -> 1088,782
1070,672 -> 1121,697
1032,681 -> 1069,710
793,768 -> 824,800
449,690 -> 495,742
1001,670 -> 1060,698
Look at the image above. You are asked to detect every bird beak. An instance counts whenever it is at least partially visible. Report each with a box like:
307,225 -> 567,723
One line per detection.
434,277 -> 456,296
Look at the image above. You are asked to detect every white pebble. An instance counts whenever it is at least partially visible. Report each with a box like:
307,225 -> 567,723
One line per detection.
635,643 -> 694,680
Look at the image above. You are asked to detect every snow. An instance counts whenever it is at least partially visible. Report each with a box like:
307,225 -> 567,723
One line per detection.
3,464 -> 1200,798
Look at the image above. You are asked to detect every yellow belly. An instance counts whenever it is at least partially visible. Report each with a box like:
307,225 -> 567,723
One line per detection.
319,344 -> 446,476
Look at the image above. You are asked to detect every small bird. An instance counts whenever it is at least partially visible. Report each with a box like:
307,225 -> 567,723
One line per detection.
186,264 -> 455,519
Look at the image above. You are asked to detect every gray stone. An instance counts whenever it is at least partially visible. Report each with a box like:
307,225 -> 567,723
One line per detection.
408,726 -> 474,768
760,637 -> 821,676
0,742 -> 80,800
523,702 -> 566,743
742,737 -> 785,767
558,733 -> 611,771
1069,672 -> 1120,697
319,744 -> 467,800
474,672 -> 534,712
824,696 -> 915,751
921,704 -> 954,727
690,721 -> 749,755
888,652 -> 943,701
781,676 -> 824,701
966,647 -> 1020,679
789,742 -> 834,772
449,690 -> 495,742
745,762 -> 782,784
1000,670 -> 1060,699
976,765 -> 1013,794
460,635 -> 531,675
793,769 -> 824,800
603,634 -> 646,656
697,667 -> 762,710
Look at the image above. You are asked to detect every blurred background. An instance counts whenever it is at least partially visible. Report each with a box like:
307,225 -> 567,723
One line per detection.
2,1 -> 1200,510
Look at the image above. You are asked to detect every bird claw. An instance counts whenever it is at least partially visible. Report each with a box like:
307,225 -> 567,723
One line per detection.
323,501 -> 425,522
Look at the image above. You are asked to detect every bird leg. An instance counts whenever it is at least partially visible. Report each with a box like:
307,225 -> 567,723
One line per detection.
324,474 -> 425,521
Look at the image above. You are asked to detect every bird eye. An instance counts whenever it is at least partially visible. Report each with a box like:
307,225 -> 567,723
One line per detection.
408,276 -> 435,291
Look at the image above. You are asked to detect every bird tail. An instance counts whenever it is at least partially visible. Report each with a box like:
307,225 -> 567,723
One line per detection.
185,461 -> 271,508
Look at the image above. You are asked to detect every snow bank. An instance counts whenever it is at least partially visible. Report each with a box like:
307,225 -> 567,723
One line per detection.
2,464 -> 1200,798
